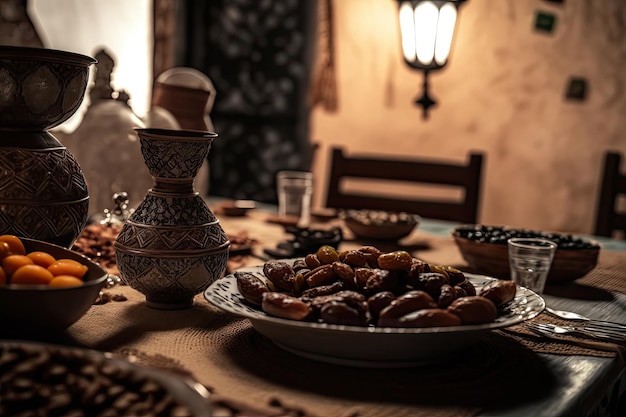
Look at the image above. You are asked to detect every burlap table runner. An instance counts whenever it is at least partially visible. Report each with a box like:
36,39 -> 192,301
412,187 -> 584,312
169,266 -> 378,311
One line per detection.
24,231 -> 624,417
55,286 -> 563,417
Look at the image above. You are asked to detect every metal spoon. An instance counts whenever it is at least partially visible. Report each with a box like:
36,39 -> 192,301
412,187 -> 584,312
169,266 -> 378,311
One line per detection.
546,307 -> 626,330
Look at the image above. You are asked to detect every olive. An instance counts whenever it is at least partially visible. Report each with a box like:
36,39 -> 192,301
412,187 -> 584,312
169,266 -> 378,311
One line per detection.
456,226 -> 599,250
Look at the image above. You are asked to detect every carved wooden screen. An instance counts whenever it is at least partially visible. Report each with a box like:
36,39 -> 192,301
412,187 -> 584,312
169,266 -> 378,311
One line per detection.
172,0 -> 319,203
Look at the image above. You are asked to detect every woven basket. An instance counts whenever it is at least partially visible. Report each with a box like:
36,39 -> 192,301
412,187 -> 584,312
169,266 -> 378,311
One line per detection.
453,235 -> 599,283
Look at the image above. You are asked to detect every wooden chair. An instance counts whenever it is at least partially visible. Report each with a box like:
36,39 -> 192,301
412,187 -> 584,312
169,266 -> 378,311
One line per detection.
594,151 -> 626,237
325,147 -> 484,224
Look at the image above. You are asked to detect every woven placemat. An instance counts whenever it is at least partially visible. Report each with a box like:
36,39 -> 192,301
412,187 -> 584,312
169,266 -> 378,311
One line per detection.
575,251 -> 626,293
501,313 -> 625,361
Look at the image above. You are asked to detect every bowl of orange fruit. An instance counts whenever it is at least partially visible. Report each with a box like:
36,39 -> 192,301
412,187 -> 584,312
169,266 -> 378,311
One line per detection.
0,235 -> 108,330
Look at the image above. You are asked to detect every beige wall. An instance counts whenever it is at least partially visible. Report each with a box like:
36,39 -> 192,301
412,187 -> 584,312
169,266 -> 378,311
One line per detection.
311,0 -> 626,235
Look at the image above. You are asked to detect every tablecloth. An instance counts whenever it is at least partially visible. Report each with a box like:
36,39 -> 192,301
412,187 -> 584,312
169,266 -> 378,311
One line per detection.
14,232 -> 623,417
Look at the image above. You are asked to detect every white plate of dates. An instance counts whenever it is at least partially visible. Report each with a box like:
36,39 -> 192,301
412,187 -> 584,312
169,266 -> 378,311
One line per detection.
204,245 -> 545,367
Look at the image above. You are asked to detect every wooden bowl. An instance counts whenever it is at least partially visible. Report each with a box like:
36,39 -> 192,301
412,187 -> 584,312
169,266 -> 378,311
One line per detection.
452,232 -> 600,283
344,218 -> 418,241
340,210 -> 419,241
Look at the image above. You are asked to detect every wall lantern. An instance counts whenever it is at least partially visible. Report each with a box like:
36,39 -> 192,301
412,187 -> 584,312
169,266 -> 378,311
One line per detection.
396,0 -> 466,118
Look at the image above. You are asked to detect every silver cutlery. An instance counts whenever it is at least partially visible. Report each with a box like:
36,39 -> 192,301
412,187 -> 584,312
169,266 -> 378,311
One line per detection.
545,307 -> 626,330
525,322 -> 626,343
521,322 -> 626,354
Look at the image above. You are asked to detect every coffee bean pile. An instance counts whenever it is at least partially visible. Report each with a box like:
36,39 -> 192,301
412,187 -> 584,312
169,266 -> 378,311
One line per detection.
454,225 -> 599,250
0,343 -> 195,417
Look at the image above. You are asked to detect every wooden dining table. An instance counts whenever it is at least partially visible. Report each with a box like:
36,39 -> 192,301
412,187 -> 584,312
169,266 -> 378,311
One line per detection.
3,200 -> 626,417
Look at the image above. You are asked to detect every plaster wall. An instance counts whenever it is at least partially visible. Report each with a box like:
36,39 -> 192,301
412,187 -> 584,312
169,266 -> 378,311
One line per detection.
311,0 -> 626,235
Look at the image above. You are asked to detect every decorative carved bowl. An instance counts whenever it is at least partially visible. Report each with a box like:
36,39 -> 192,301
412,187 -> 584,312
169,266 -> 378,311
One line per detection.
0,46 -> 95,130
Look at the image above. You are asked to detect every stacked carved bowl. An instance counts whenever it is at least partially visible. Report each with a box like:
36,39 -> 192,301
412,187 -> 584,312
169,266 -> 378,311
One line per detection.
0,46 -> 96,247
453,225 -> 600,283
0,46 -> 95,129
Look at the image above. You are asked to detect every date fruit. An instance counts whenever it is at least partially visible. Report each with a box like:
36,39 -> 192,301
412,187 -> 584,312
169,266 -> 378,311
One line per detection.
448,296 -> 498,324
235,272 -> 269,306
261,292 -> 311,320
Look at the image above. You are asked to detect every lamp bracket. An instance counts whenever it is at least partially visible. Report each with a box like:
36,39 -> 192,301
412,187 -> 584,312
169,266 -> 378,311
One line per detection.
415,70 -> 436,119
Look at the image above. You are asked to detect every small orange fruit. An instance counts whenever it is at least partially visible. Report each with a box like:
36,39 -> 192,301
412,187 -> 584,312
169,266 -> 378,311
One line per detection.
48,259 -> 88,278
49,275 -> 84,288
0,242 -> 12,260
0,235 -> 26,256
27,251 -> 57,268
0,266 -> 6,284
11,264 -> 55,285
2,254 -> 34,277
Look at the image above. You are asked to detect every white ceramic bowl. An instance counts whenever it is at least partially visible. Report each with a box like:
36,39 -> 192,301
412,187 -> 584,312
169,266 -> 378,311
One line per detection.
204,269 -> 544,368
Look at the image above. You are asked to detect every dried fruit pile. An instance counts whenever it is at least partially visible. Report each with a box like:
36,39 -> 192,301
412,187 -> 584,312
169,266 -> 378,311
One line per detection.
72,223 -> 121,275
236,245 -> 517,328
0,235 -> 89,288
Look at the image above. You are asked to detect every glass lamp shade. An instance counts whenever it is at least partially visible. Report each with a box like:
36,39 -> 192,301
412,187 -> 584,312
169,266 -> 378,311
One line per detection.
398,0 -> 462,71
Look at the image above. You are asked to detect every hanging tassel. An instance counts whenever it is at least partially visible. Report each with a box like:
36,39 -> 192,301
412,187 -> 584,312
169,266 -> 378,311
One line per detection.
308,0 -> 338,112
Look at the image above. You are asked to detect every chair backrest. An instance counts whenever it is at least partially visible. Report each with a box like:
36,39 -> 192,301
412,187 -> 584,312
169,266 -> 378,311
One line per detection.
325,147 -> 484,224
594,151 -> 626,237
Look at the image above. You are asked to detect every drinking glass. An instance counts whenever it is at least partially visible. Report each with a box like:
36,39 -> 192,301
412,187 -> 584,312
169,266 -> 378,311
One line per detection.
507,238 -> 557,294
276,170 -> 313,227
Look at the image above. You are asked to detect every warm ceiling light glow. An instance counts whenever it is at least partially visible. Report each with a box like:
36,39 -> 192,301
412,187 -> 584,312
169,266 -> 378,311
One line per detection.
434,3 -> 457,65
399,4 -> 416,62
414,2 -> 438,65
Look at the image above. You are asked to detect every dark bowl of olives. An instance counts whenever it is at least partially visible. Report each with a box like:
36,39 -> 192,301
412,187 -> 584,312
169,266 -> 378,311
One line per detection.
341,210 -> 420,241
452,225 -> 601,283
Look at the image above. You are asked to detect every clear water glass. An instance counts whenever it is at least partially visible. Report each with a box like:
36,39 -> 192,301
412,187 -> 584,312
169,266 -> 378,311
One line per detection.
507,237 -> 557,294
276,170 -> 313,226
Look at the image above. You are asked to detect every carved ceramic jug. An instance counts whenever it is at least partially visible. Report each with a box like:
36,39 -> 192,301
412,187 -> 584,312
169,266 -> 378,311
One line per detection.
151,67 -> 216,196
62,48 -> 153,218
114,128 -> 230,309
0,46 -> 95,247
